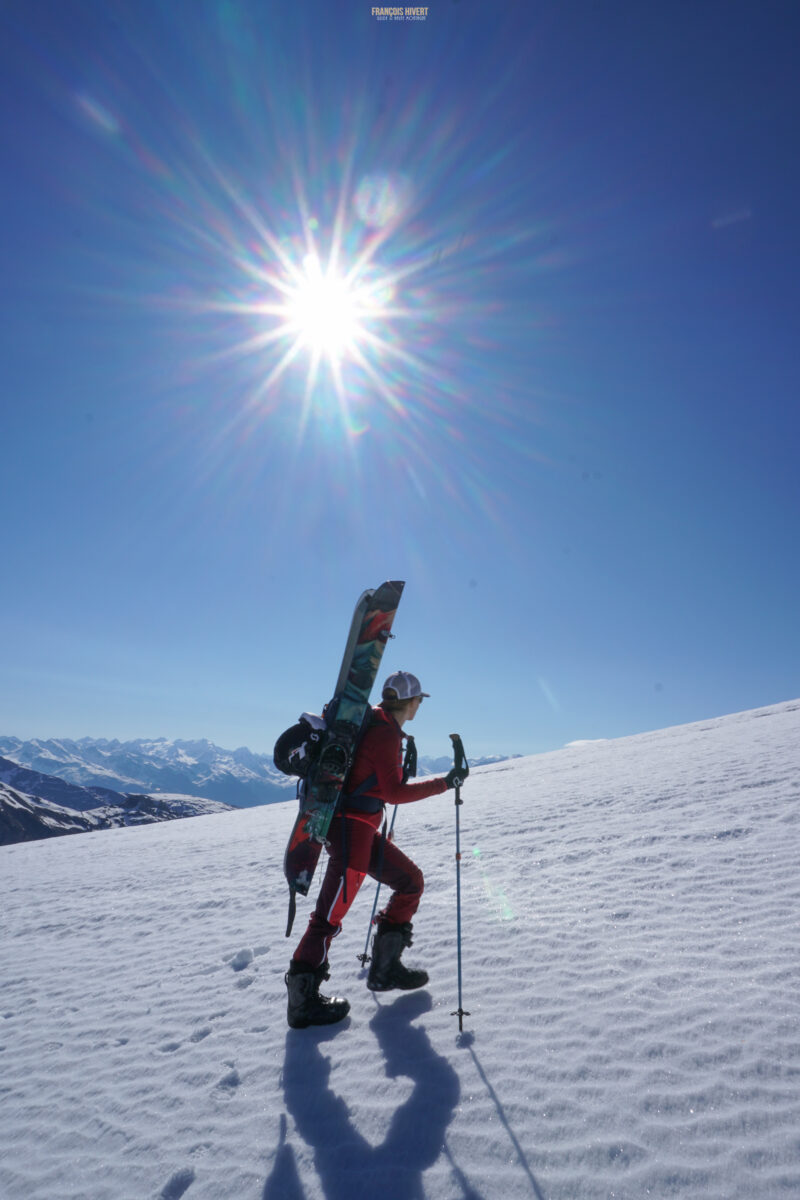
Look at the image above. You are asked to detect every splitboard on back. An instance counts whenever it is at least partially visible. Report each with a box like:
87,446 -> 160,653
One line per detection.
282,580 -> 405,935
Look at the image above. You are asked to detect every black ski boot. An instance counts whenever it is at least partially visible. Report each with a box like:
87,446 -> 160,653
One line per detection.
285,961 -> 350,1029
366,921 -> 429,992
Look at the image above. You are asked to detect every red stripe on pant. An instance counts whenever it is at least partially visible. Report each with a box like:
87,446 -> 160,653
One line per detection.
292,812 -> 424,968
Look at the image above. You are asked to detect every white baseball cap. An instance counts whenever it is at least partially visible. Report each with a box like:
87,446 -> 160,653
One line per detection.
382,671 -> 430,700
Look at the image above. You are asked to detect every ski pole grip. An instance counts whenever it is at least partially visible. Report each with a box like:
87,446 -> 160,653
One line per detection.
449,733 -> 467,797
449,733 -> 466,771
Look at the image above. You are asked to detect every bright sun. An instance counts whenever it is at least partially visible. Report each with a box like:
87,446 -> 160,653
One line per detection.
285,253 -> 363,362
206,204 -> 403,420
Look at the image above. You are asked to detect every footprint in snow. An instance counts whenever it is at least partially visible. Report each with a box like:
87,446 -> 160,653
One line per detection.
215,1067 -> 241,1094
159,1167 -> 195,1199
228,949 -> 254,972
189,1027 -> 211,1044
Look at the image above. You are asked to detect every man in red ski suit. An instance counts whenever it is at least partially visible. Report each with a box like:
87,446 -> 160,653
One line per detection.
285,671 -> 467,1029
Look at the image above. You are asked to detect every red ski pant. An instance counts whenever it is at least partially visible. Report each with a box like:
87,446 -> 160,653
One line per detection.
292,812 -> 424,968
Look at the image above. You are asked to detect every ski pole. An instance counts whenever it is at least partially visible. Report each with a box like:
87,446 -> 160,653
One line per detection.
356,804 -> 398,965
449,732 -> 470,1033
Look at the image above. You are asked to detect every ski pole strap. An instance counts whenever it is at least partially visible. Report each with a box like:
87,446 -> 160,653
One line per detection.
402,735 -> 417,782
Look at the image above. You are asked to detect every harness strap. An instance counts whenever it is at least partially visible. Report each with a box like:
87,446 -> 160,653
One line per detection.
347,773 -> 379,799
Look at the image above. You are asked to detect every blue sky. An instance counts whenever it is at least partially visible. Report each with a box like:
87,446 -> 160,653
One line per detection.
1,0 -> 798,760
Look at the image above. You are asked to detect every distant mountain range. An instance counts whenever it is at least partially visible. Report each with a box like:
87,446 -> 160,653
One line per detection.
0,756 -> 231,847
418,752 -> 521,773
0,735 -> 294,809
0,735 -> 516,810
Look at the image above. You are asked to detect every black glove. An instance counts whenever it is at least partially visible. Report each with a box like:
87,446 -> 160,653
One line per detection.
445,763 -> 469,789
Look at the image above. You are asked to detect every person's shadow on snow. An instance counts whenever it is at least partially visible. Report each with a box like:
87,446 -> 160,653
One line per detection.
265,991 -> 464,1200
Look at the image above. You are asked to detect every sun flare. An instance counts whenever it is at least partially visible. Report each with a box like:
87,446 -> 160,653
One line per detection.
285,254 -> 362,361
187,163 -> 438,434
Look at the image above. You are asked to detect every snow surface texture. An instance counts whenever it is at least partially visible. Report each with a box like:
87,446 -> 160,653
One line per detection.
1,700 -> 799,1199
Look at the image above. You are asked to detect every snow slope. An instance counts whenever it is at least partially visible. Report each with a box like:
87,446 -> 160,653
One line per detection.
1,700 -> 798,1199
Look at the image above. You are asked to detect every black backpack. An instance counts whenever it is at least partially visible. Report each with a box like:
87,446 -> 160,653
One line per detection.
273,708 -> 418,784
272,712 -> 327,778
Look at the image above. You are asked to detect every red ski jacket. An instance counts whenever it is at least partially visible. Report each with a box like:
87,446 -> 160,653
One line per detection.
342,706 -> 448,824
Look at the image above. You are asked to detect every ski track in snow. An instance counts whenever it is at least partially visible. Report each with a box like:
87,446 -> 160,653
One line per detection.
1,700 -> 799,1199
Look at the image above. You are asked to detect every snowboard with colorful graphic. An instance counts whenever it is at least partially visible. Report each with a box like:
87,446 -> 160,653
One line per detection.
283,580 -> 405,935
